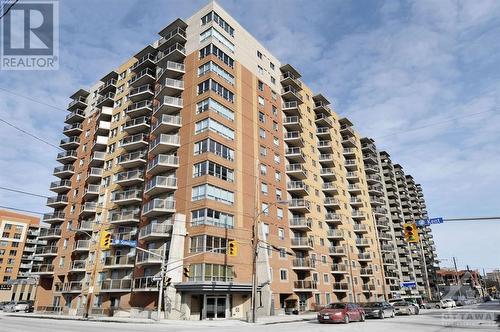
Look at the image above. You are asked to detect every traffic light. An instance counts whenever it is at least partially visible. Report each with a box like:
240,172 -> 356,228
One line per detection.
164,277 -> 172,288
403,223 -> 420,243
183,267 -> 190,278
227,240 -> 238,256
100,230 -> 112,249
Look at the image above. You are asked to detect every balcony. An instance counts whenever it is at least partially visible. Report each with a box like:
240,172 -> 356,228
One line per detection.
151,114 -> 182,136
341,136 -> 357,148
325,213 -> 342,224
358,253 -> 372,261
68,96 -> 87,111
131,53 -> 156,72
353,224 -> 368,233
286,181 -> 308,196
63,123 -> 83,136
80,202 -> 98,216
280,71 -> 302,90
114,170 -> 144,187
284,131 -> 304,147
281,85 -> 303,103
293,280 -> 317,292
31,264 -> 54,275
147,154 -> 179,175
59,137 -> 80,150
99,279 -> 133,292
145,176 -> 178,196
368,186 -> 383,196
321,182 -> 338,194
286,164 -> 307,180
365,165 -> 379,173
154,96 -> 183,117
86,167 -> 103,183
350,198 -> 363,207
142,199 -> 175,217
136,248 -> 164,265
89,151 -> 106,166
362,284 -> 376,292
56,150 -> 77,164
96,92 -> 115,108
344,159 -> 357,170
111,189 -> 142,205
156,61 -> 185,81
315,113 -> 333,127
124,116 -> 150,134
126,100 -> 153,117
363,153 -> 378,164
76,220 -> 94,233
46,195 -> 68,208
103,256 -> 135,269
73,240 -> 91,252
317,140 -> 333,153
139,223 -> 172,241
289,218 -> 312,231
313,100 -> 332,116
324,197 -> 340,208
35,246 -> 58,257
285,147 -> 305,163
319,154 -> 334,167
351,210 -> 365,220
282,101 -> 300,115
332,282 -> 350,292
288,199 -> 310,212
61,281 -> 85,293
111,232 -> 137,247
149,134 -> 180,155
118,150 -> 147,169
109,209 -> 140,225
42,212 -> 65,224
359,268 -> 374,277
38,228 -> 62,240
133,276 -> 159,292
98,78 -> 117,95
65,109 -> 85,124
290,237 -> 313,250
156,42 -> 186,65
128,84 -> 154,102
49,180 -> 71,194
283,116 -> 301,131
316,127 -> 331,139
327,229 -> 344,239
373,207 -> 388,215
348,184 -> 362,194
129,68 -> 155,87
155,77 -> 184,97
83,184 -> 100,199
120,133 -> 148,151
320,167 -> 337,180
331,264 -> 349,274
292,258 -> 315,270
362,143 -> 376,154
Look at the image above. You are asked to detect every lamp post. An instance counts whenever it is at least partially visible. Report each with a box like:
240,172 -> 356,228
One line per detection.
250,199 -> 288,323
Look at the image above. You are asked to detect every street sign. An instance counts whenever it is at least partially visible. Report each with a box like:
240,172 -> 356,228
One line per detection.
152,276 -> 162,282
111,239 -> 137,247
400,281 -> 417,289
416,217 -> 443,227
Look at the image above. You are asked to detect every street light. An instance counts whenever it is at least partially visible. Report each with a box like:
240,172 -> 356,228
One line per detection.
250,199 -> 289,323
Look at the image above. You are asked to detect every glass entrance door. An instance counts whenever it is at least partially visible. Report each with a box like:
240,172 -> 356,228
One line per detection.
205,296 -> 226,318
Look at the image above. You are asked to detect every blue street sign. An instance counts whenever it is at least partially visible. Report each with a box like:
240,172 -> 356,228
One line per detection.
111,239 -> 137,247
400,281 -> 417,289
416,217 -> 443,227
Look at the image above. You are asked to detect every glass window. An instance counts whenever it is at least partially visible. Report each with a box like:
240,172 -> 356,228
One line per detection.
280,269 -> 288,281
193,160 -> 234,182
261,182 -> 268,195
194,138 -> 234,161
191,208 -> 234,228
200,27 -> 235,52
195,117 -> 235,140
197,78 -> 235,103
192,184 -> 234,205
199,44 -> 234,68
198,61 -> 235,85
201,11 -> 235,37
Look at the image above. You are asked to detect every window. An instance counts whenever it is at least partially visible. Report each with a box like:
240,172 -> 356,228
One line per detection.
277,207 -> 283,220
259,145 -> 267,156
273,121 -> 278,131
323,273 -> 329,283
321,255 -> 327,264
199,44 -> 234,68
195,117 -> 235,140
200,27 -> 235,52
275,189 -> 282,200
190,235 -> 228,253
262,203 -> 269,216
257,65 -> 264,74
279,248 -> 286,258
191,208 -> 234,228
257,50 -> 262,59
258,80 -> 264,91
326,293 -> 331,305
262,223 -> 269,240
315,293 -> 321,305
271,76 -> 276,85
260,164 -> 267,175
275,171 -> 281,182
193,160 -> 234,182
261,182 -> 268,195
273,153 -> 280,164
259,128 -> 266,139
258,96 -> 265,106
9,250 -> 16,256
201,11 -> 235,37
192,184 -> 234,205
189,263 -> 234,282
273,137 -> 279,146
194,138 -> 234,161
279,269 -> 288,281
198,61 -> 235,85
278,228 -> 285,240
258,111 -> 265,123
198,78 -> 234,102
197,97 -> 234,121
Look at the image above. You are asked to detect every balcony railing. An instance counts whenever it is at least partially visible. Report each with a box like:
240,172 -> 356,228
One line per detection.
293,280 -> 317,290
139,223 -> 172,239
99,279 -> 132,291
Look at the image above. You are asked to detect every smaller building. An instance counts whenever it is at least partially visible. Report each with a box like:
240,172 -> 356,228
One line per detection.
436,269 -> 483,299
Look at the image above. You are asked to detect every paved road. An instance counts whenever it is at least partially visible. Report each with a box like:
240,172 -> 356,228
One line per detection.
1,302 -> 498,332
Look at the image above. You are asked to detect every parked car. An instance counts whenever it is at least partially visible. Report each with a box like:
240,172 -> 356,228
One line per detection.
360,302 -> 395,319
3,300 -> 34,312
317,303 -> 365,324
0,301 -> 12,310
435,299 -> 456,309
392,300 -> 418,315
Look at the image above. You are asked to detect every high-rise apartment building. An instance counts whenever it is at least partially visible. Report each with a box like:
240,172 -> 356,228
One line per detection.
33,2 -> 438,319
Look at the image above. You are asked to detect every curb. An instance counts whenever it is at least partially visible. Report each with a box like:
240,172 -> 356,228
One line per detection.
6,314 -> 155,324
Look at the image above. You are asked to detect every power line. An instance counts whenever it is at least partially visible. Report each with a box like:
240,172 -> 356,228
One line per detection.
0,117 -> 63,150
0,86 -> 67,112
0,186 -> 49,198
0,205 -> 44,216
443,217 -> 500,222
0,0 -> 18,21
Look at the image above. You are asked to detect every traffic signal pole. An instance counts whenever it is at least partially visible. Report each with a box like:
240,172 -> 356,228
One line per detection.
418,237 -> 432,300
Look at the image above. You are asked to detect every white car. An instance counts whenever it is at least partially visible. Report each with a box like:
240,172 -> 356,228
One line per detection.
436,299 -> 456,308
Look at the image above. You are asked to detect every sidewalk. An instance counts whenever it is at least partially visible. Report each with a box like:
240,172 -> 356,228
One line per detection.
4,312 -> 317,326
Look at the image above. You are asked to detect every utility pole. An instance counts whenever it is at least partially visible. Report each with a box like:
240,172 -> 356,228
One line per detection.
418,237 -> 432,300
346,245 -> 357,303
452,257 -> 462,297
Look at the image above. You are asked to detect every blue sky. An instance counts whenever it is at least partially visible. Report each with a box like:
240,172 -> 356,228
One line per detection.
0,0 -> 499,272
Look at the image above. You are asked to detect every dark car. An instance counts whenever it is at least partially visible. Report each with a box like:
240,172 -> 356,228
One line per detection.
317,303 -> 365,324
361,301 -> 395,319
392,300 -> 417,315
0,301 -> 11,310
